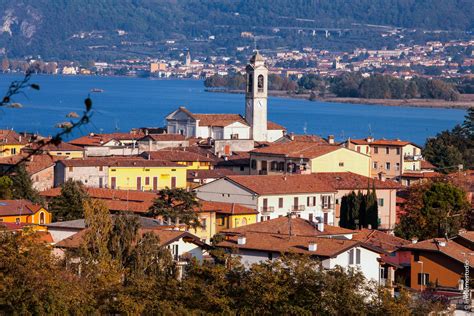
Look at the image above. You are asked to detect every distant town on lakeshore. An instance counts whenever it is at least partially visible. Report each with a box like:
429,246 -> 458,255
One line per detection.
0,1 -> 473,314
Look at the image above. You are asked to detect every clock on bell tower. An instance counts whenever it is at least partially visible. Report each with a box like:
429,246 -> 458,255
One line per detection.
245,51 -> 268,142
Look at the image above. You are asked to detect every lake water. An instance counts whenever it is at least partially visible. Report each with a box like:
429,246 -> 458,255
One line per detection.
0,74 -> 467,145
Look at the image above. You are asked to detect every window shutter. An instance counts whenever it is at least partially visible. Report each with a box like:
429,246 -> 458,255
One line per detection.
349,249 -> 354,265
356,249 -> 361,264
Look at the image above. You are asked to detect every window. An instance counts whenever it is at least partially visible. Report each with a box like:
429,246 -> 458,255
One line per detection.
278,198 -> 283,208
145,177 -> 150,185
374,147 -> 378,154
11,148 -> 16,154
251,159 -> 257,169
69,166 -> 73,172
241,218 -> 247,226
99,177 -> 103,188
356,249 -> 361,264
396,148 -> 401,155
385,147 -> 390,154
99,166 -> 103,172
322,195 -> 331,209
348,249 -> 354,265
16,218 -> 20,224
230,134 -> 239,140
199,162 -> 208,167
417,273 -> 429,286
385,162 -> 390,170
240,166 -> 245,171
339,162 -> 344,167
40,212 -> 45,225
373,162 -> 378,169
356,146 -> 360,152
201,218 -> 207,230
0,218 -> 3,222
414,252 -> 420,262
309,213 -> 313,222
257,74 -> 264,93
268,252 -> 273,260
395,163 -> 400,171
111,177 -> 116,189
377,198 -> 384,207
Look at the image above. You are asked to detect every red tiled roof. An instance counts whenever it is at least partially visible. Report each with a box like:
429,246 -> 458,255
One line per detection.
350,138 -> 414,147
187,169 -> 237,180
0,130 -> 28,145
222,216 -> 354,237
217,232 -> 359,258
267,121 -> 285,130
314,172 -> 401,190
196,200 -> 257,215
420,160 -> 436,170
0,200 -> 44,216
250,142 -> 341,159
401,171 -> 442,179
25,141 -> 85,152
0,222 -> 28,231
0,154 -> 56,175
224,174 -> 336,195
401,237 -> 474,267
69,132 -> 144,147
143,150 -> 214,162
138,134 -> 186,142
194,114 -> 249,127
276,134 -> 328,144
352,229 -> 409,253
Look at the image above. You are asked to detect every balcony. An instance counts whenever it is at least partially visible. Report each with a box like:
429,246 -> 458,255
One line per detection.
291,205 -> 305,212
322,203 -> 335,210
404,154 -> 423,161
260,206 -> 275,213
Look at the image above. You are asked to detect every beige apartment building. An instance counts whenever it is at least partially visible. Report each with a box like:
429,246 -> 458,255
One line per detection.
346,137 -> 424,180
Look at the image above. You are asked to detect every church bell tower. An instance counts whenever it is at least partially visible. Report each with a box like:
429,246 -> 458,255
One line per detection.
245,51 -> 268,142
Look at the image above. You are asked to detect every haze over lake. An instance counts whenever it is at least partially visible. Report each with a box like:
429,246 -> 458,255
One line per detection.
0,75 -> 466,145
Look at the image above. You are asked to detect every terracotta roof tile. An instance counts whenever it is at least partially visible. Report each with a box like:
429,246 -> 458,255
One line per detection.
194,114 -> 249,127
187,169 -> 237,180
276,134 -> 328,144
222,216 -> 354,237
142,150 -> 214,162
401,237 -> 474,267
352,229 -> 409,253
69,132 -> 144,147
25,141 -> 85,152
224,174 -> 336,195
217,232 -> 359,258
196,200 -> 258,215
0,130 -> 28,145
0,200 -> 44,217
350,138 -> 414,147
420,160 -> 436,170
267,121 -> 285,130
251,142 -> 341,159
314,172 -> 401,190
401,171 -> 442,178
0,154 -> 55,175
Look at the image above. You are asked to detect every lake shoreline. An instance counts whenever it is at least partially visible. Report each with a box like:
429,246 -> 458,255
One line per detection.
205,88 -> 473,109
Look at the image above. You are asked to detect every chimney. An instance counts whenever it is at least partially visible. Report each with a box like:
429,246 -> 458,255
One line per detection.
438,240 -> 446,247
378,172 -> 386,182
289,132 -> 294,141
411,237 -> 418,244
367,136 -> 374,143
317,222 -> 324,232
237,235 -> 246,245
308,242 -> 318,252
328,135 -> 334,145
368,224 -> 372,230
18,135 -> 22,143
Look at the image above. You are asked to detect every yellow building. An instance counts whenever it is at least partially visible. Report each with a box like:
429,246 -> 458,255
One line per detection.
0,130 -> 27,156
193,200 -> 258,242
145,150 -> 214,170
250,142 -> 371,178
109,160 -> 187,191
0,200 -> 52,227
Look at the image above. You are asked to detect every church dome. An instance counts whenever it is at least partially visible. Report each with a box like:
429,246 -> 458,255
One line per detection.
250,51 -> 265,64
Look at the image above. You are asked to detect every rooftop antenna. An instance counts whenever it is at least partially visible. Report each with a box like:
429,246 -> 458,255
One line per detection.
303,122 -> 307,134
253,37 -> 258,52
114,120 -> 120,132
368,124 -> 373,137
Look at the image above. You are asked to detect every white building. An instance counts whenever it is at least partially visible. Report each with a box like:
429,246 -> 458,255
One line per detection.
195,174 -> 336,224
166,52 -> 285,143
217,217 -> 396,284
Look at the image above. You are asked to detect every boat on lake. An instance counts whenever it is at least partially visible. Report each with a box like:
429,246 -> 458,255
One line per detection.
90,88 -> 104,93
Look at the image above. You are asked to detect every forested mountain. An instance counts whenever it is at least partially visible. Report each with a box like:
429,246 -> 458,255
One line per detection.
0,0 -> 472,60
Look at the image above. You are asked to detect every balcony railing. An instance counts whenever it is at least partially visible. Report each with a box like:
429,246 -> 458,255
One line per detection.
291,205 -> 305,212
404,154 -> 423,161
322,203 -> 335,210
260,206 -> 275,213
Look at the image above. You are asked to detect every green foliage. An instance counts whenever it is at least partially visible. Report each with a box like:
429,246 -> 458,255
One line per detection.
424,107 -> 474,172
395,181 -> 470,240
0,176 -> 12,199
10,164 -> 42,203
0,228 -> 91,314
340,188 -> 378,229
148,188 -> 201,228
49,179 -> 89,221
205,73 -> 296,91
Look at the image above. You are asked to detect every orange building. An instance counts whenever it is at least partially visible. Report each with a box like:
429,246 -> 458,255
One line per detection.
0,200 -> 52,228
401,232 -> 474,291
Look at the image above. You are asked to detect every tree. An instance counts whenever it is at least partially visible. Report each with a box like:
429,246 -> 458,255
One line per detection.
0,228 -> 91,314
395,181 -> 470,240
340,189 -> 378,229
10,164 -> 42,203
49,179 -> 89,221
148,188 -> 201,228
0,176 -> 12,199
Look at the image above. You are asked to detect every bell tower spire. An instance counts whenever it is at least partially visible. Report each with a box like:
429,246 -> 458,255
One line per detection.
245,51 -> 268,141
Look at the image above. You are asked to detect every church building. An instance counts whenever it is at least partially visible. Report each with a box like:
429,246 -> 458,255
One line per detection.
166,52 -> 285,143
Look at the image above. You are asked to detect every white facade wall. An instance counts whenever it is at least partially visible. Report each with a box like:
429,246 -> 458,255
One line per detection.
223,122 -> 250,140
324,246 -> 381,282
168,238 -> 204,262
267,129 -> 285,142
57,165 -> 109,188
